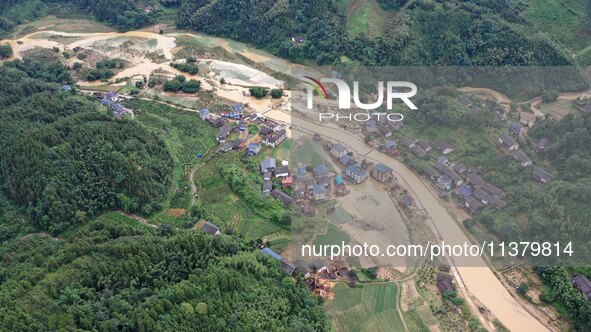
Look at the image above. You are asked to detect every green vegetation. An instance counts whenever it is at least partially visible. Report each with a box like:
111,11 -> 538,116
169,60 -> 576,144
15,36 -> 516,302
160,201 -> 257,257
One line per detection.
176,0 -> 573,67
519,0 -> 591,51
538,267 -> 591,330
0,213 -> 329,331
249,87 -> 269,99
192,152 -> 288,239
0,44 -> 13,59
83,59 -> 123,81
171,59 -> 199,75
325,283 -> 404,332
163,75 -> 201,94
0,58 -> 172,235
270,88 -> 283,99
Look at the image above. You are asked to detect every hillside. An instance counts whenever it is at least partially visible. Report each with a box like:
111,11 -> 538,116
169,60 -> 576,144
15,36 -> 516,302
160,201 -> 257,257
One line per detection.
0,54 -> 173,235
175,0 -> 574,66
0,213 -> 329,331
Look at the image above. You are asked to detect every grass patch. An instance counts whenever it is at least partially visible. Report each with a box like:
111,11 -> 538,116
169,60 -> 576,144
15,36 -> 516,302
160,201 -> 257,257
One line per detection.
325,283 -> 405,332
520,0 -> 591,52
313,223 -> 351,247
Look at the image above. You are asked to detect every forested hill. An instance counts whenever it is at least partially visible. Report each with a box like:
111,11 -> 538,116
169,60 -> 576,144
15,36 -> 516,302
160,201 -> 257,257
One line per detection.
0,213 -> 329,331
1,0 -> 575,66
175,0 -> 573,66
0,56 -> 173,235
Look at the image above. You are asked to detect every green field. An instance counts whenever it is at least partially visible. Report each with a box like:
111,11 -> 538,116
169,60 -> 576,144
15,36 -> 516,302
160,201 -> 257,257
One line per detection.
128,99 -> 217,225
192,152 -> 286,239
517,0 -> 591,61
342,0 -> 397,37
325,283 -> 405,332
313,223 -> 351,247
291,138 -> 331,169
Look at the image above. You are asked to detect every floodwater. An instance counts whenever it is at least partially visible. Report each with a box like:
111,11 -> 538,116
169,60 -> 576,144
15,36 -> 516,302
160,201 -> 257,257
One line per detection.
275,107 -> 550,332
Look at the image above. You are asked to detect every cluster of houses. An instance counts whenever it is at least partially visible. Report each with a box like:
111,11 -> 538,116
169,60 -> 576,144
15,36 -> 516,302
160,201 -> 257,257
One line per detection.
498,128 -> 555,185
363,115 -> 404,139
98,91 -> 130,118
197,103 -> 287,156
401,138 -> 510,214
260,247 -> 356,296
328,143 -> 393,185
260,157 -> 293,206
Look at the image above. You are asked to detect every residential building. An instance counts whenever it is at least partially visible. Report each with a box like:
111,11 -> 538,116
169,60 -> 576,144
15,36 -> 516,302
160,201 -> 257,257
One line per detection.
509,121 -> 521,136
271,189 -> 292,206
313,164 -> 329,178
423,166 -> 439,180
453,163 -> 467,174
467,173 -> 486,188
465,197 -> 484,213
274,166 -> 289,178
382,140 -> 400,155
198,221 -> 222,236
399,137 -> 415,149
247,143 -> 260,156
330,143 -> 348,158
437,155 -> 449,165
433,163 -> 463,187
262,180 -> 273,193
105,91 -> 119,102
365,119 -> 378,133
263,129 -> 287,148
514,150 -> 532,167
532,167 -> 554,184
371,164 -> 392,183
481,183 -> 506,199
537,138 -> 551,151
220,142 -> 234,153
410,145 -> 427,158
339,155 -> 355,167
456,186 -> 473,199
199,109 -> 211,121
437,174 -> 453,191
263,171 -> 272,181
216,125 -> 232,143
437,141 -> 454,155
291,36 -> 304,43
474,189 -> 493,205
281,176 -> 293,188
573,275 -> 591,300
416,140 -> 432,152
346,165 -> 368,184
499,135 -> 519,151
260,157 -> 276,173
231,103 -> 244,118
313,184 -> 327,200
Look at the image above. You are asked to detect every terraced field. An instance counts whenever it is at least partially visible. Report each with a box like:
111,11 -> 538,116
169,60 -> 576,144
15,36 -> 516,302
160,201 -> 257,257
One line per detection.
325,283 -> 405,332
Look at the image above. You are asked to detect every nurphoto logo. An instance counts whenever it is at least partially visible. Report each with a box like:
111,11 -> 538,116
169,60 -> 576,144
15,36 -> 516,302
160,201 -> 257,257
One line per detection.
302,76 -> 418,111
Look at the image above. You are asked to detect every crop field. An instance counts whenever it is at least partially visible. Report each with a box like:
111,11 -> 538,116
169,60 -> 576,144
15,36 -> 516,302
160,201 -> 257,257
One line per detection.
192,152 -> 285,239
313,223 -> 351,247
127,99 -> 217,164
129,99 -> 216,215
325,283 -> 405,332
